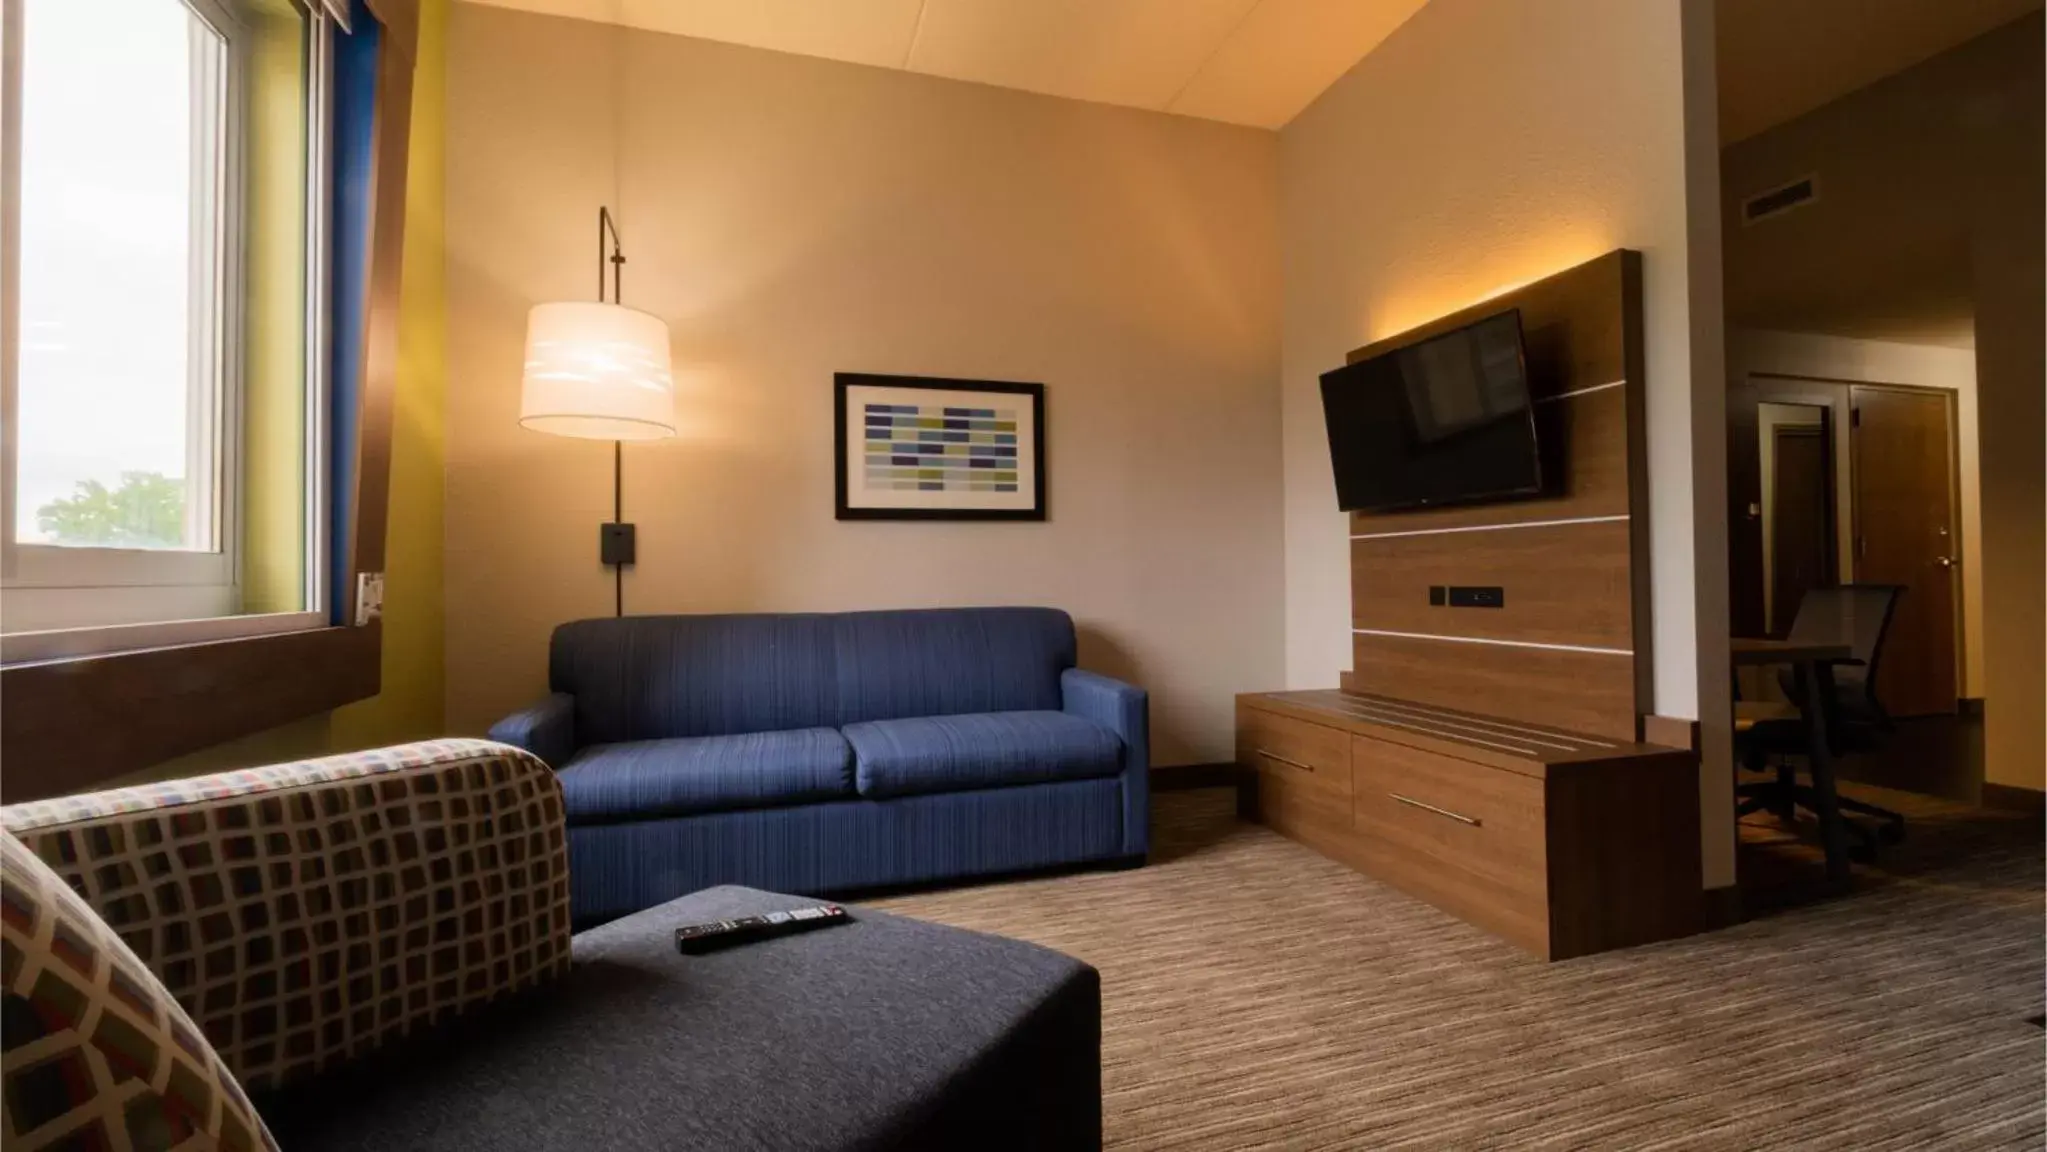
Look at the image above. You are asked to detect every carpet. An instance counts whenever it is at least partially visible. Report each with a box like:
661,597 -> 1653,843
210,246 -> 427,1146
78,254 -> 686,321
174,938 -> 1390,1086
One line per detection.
869,788 -> 2045,1150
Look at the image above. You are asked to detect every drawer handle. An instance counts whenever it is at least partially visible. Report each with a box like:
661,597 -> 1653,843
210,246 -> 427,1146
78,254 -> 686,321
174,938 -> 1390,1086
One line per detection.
1389,793 -> 1481,827
1255,748 -> 1315,773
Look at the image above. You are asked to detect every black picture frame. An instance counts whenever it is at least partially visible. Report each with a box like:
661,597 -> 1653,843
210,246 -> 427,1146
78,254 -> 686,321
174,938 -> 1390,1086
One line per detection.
834,373 -> 1047,521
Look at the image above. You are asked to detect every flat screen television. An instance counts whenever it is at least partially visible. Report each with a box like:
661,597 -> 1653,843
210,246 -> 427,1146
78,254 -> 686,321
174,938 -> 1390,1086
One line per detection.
1319,309 -> 1542,514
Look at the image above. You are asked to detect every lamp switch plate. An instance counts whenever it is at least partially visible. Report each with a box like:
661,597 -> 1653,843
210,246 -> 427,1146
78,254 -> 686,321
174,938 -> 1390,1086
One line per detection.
355,572 -> 385,625
601,523 -> 637,567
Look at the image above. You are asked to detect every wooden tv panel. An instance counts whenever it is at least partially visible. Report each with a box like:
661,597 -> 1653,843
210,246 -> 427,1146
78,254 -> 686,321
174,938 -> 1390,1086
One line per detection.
1240,251 -> 1701,960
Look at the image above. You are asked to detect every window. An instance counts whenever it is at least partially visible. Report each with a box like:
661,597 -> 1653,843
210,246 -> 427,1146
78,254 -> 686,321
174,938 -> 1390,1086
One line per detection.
1,0 -> 332,656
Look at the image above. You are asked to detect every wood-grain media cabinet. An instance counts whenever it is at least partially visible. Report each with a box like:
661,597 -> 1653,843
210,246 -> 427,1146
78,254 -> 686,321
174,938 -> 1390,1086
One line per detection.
1236,690 -> 1701,960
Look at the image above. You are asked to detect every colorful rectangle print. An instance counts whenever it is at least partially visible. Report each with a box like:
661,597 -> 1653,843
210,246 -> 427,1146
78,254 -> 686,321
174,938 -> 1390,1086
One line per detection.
861,403 -> 1021,493
835,374 -> 1045,520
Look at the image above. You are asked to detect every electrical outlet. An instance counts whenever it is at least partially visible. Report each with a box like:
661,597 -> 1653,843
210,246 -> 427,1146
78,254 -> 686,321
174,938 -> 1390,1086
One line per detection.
355,572 -> 385,625
1447,586 -> 1505,608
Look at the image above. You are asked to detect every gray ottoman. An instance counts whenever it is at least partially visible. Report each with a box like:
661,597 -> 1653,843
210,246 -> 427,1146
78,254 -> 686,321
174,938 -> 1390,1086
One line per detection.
260,886 -> 1102,1151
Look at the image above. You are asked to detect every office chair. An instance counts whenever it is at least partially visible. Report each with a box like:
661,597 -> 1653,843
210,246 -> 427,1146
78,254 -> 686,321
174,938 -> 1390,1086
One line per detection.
1736,584 -> 1908,855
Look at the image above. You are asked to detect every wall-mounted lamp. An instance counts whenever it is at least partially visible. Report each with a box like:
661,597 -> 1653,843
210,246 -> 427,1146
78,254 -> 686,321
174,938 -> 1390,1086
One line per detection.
520,207 -> 676,616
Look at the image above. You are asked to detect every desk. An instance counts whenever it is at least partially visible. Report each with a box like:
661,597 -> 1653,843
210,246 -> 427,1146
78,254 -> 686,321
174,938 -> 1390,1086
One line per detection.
1731,638 -> 1854,887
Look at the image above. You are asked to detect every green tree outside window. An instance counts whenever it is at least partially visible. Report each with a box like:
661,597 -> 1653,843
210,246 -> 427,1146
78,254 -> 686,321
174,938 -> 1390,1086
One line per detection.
35,472 -> 187,548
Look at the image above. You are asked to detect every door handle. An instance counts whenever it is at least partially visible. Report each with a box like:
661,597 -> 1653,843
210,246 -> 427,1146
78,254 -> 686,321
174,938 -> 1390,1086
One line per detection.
1934,556 -> 1954,569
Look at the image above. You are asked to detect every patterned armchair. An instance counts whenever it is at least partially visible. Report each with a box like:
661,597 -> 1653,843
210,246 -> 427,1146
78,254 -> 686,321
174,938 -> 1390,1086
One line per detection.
1,740 -> 571,1150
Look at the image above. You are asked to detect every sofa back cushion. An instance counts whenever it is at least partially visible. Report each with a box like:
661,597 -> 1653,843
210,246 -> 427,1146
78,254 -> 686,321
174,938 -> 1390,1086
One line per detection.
551,608 -> 1077,742
3,742 -> 572,1099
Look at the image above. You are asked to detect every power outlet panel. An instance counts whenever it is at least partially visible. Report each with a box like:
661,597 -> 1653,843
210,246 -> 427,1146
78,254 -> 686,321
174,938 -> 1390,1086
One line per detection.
355,572 -> 385,625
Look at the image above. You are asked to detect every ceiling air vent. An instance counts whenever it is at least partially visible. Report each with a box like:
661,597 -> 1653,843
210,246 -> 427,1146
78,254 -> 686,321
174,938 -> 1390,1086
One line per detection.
1742,175 -> 1818,225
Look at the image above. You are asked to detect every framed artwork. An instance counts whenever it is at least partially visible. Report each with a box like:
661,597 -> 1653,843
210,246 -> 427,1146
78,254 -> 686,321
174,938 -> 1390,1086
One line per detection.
835,373 -> 1046,521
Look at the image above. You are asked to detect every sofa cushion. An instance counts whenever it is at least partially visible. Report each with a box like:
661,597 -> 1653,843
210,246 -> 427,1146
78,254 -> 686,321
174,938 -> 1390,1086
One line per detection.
559,729 -> 854,823
844,711 -> 1122,799
547,608 -> 1077,743
829,609 -> 1074,726
552,614 -> 842,743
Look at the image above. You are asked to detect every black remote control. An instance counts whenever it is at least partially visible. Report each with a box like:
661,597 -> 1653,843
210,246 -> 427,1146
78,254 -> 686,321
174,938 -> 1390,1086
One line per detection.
674,904 -> 850,955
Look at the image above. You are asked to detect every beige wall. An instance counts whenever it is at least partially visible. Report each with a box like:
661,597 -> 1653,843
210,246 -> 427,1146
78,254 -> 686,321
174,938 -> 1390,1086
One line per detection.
1728,329 -> 1985,697
1972,258 -> 2045,791
1277,0 -> 1733,885
1720,13 -> 2043,789
1960,19 -> 2043,793
1968,111 -> 2046,792
442,4 -> 1283,766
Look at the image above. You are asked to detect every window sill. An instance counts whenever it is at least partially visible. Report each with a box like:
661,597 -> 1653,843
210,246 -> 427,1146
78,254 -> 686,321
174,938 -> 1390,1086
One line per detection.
1,611 -> 327,666
0,622 -> 381,802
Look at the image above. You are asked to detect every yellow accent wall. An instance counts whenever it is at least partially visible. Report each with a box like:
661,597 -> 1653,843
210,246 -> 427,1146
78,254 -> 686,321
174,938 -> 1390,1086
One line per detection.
139,0 -> 449,781
334,0 -> 447,753
242,1 -> 311,614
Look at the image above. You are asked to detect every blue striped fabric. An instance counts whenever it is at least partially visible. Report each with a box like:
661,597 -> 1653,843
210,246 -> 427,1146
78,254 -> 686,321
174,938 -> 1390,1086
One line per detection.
487,692 -> 577,768
565,776 -> 1130,926
557,729 -> 854,823
1060,668 -> 1150,857
549,614 -> 841,744
844,712 -> 1121,799
829,609 -> 1072,724
547,608 -> 1077,743
505,607 -> 1152,922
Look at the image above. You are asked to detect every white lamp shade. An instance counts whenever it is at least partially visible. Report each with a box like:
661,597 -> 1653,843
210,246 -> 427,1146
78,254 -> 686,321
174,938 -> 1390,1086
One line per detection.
520,301 -> 677,440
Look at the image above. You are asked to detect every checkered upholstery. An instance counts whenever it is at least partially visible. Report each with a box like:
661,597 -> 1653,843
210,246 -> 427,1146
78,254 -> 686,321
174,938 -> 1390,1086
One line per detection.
2,740 -> 571,1094
3,828 -> 276,1151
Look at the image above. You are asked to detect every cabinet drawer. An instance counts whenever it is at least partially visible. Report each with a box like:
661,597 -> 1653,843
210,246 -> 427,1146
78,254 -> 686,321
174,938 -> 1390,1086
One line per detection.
1350,734 -> 1549,953
1254,771 -> 1354,838
1235,705 -> 1351,796
1237,704 -> 1352,838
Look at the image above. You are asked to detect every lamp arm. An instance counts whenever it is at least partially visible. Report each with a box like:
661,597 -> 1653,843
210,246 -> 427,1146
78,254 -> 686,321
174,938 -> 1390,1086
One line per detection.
598,206 -> 629,618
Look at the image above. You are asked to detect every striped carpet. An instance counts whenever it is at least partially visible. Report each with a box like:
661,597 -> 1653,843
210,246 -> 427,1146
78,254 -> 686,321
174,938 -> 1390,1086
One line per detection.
869,788 -> 2045,1150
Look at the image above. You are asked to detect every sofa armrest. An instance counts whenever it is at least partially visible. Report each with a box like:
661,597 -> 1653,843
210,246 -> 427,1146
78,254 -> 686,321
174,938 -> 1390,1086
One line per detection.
1,739 -> 571,1093
1061,668 -> 1149,857
488,692 -> 577,768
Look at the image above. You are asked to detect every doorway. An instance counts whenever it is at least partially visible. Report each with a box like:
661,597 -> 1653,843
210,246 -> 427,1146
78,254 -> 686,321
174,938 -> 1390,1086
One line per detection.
1728,377 -> 1962,715
1714,0 -> 2040,901
1760,402 -> 1834,638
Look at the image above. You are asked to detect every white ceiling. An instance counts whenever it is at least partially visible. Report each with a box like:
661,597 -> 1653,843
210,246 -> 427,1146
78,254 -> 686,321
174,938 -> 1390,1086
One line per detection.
455,0 -> 1431,129
1716,0 -> 2043,142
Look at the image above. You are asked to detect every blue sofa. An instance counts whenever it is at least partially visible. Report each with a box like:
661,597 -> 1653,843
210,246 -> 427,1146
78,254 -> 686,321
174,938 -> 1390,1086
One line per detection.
489,607 -> 1149,924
